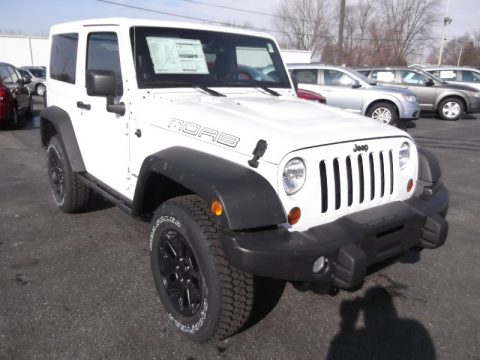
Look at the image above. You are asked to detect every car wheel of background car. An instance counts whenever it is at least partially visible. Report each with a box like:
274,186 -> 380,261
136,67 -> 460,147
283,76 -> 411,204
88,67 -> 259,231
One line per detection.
36,84 -> 46,96
366,102 -> 398,125
438,97 -> 464,120
150,195 -> 254,343
47,136 -> 91,212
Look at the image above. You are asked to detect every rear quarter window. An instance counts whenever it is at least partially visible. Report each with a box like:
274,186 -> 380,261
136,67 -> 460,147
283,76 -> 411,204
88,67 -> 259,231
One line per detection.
50,33 -> 79,84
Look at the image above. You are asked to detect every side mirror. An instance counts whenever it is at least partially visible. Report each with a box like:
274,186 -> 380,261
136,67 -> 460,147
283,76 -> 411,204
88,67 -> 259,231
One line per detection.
86,70 -> 125,116
290,73 -> 299,92
426,79 -> 435,87
86,70 -> 117,97
352,80 -> 361,89
23,76 -> 32,84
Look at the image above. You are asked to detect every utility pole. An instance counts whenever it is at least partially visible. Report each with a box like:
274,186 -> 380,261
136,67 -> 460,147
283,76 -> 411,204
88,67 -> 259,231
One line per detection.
438,0 -> 452,66
337,0 -> 346,65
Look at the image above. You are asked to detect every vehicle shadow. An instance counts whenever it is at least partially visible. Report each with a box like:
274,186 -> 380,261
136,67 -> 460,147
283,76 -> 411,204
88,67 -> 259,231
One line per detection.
325,286 -> 436,360
85,192 -> 115,212
240,276 -> 286,333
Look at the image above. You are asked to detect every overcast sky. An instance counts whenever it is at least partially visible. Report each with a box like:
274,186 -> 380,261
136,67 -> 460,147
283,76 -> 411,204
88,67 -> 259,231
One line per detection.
1,0 -> 478,42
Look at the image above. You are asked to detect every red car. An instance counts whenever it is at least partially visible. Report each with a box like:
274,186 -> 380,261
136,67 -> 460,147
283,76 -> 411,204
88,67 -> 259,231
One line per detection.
0,62 -> 32,128
296,88 -> 327,104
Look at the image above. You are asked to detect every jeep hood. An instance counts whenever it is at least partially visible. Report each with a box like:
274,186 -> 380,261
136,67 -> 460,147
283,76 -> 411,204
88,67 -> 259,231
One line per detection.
146,93 -> 410,164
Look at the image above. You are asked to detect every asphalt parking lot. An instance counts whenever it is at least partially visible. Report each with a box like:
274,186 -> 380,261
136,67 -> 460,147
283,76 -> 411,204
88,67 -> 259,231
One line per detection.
1,97 -> 479,359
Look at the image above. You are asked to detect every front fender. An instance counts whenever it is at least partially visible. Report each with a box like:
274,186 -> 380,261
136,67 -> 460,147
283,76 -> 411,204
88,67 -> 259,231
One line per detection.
132,147 -> 287,231
362,94 -> 404,116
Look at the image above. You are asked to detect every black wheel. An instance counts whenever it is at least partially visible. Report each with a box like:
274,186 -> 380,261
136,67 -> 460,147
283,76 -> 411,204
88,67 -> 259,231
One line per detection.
36,83 -> 46,96
366,102 -> 398,125
437,97 -> 464,120
47,136 -> 90,212
150,195 -> 254,343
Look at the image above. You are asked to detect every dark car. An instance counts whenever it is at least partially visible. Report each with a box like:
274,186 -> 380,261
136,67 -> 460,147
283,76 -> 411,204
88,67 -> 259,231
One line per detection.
0,62 -> 32,128
356,66 -> 480,120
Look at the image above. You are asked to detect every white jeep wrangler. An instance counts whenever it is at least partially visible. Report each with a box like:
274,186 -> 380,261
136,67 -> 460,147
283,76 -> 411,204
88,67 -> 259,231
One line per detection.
41,18 -> 449,342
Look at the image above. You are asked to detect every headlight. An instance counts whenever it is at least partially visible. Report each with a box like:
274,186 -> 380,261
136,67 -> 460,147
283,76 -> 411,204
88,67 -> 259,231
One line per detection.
399,142 -> 410,170
402,94 -> 417,102
283,158 -> 306,195
473,92 -> 480,98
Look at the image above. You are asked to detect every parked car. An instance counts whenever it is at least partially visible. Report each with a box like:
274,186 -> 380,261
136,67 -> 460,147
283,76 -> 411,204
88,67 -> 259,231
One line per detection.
296,88 -> 327,103
19,66 -> 47,96
288,64 -> 420,125
423,66 -> 480,91
356,67 -> 480,120
0,62 -> 32,128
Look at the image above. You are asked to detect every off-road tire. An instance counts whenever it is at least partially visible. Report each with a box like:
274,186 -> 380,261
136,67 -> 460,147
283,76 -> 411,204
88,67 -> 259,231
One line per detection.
437,97 -> 464,120
47,136 -> 90,212
150,195 -> 254,343
366,102 -> 398,125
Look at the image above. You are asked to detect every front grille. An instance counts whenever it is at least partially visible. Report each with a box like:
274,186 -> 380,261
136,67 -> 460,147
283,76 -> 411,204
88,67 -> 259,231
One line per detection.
319,150 -> 396,214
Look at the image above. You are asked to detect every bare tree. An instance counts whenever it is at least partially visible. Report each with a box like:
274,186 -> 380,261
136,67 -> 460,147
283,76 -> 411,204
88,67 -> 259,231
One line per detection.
377,0 -> 442,65
341,0 -> 376,66
273,0 -> 332,58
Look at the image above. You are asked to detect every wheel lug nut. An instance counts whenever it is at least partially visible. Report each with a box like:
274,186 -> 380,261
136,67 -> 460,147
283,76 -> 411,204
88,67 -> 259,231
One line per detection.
176,265 -> 180,270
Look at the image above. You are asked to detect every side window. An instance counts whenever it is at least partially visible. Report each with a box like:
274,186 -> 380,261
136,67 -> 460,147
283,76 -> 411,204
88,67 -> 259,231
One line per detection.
50,33 -> 79,84
370,70 -> 395,83
400,70 -> 427,85
87,32 -> 123,95
323,69 -> 354,86
291,69 -> 317,84
0,65 -> 14,84
437,70 -> 457,81
7,66 -> 19,83
462,70 -> 480,83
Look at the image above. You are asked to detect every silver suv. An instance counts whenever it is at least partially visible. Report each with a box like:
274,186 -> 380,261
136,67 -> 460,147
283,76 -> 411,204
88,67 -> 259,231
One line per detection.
288,64 -> 420,125
357,67 -> 480,121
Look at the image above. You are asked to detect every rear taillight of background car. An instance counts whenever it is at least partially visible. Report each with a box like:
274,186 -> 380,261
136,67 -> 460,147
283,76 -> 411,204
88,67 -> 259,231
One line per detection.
0,85 -> 7,101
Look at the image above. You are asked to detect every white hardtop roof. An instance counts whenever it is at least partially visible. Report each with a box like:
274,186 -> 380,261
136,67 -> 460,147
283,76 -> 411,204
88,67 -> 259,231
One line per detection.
50,17 -> 275,41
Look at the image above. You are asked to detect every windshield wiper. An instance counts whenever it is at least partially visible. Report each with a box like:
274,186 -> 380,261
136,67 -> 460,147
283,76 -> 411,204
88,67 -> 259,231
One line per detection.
151,81 -> 226,97
259,86 -> 281,97
198,86 -> 226,97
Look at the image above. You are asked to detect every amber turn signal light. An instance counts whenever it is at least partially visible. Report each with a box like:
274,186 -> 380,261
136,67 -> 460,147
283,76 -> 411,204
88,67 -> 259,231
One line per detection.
288,207 -> 301,225
211,200 -> 223,216
407,179 -> 414,193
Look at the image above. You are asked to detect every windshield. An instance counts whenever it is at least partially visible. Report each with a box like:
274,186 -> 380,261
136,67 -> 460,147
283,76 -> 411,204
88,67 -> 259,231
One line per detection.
347,68 -> 376,85
28,68 -> 46,78
417,69 -> 443,84
130,26 -> 291,89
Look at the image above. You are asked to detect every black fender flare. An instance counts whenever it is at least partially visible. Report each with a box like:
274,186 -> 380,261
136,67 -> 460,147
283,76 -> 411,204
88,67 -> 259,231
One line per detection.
132,147 -> 287,231
40,106 -> 86,172
417,146 -> 441,183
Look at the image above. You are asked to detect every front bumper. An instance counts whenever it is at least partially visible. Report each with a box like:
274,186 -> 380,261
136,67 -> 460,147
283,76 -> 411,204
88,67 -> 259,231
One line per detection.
399,101 -> 421,120
466,96 -> 480,113
220,183 -> 448,290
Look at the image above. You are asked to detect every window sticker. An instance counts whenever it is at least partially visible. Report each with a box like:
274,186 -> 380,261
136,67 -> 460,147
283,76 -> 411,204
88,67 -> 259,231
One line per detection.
439,70 -> 456,79
377,71 -> 395,82
146,37 -> 209,74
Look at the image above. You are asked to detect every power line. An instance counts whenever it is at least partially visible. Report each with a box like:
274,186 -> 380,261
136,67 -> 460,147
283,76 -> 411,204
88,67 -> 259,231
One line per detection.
181,0 -> 281,18
96,0 -> 443,42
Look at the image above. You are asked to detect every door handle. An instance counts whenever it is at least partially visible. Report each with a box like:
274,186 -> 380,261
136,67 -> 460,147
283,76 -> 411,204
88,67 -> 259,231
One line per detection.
76,101 -> 91,110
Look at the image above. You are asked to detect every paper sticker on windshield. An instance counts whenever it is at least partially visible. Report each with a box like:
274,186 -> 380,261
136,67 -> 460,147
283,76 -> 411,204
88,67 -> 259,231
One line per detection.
146,37 -> 209,74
